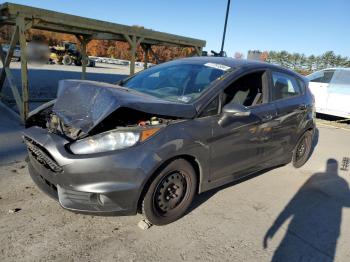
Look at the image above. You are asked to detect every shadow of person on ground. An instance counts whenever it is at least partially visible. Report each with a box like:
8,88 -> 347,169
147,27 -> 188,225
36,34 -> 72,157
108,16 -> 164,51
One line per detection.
263,159 -> 350,261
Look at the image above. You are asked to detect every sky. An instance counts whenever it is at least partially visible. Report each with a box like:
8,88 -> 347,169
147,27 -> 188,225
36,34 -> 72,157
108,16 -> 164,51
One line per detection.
8,0 -> 350,57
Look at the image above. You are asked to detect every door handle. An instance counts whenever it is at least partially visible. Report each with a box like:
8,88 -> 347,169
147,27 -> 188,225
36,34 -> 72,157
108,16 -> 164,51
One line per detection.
261,115 -> 273,122
298,104 -> 307,110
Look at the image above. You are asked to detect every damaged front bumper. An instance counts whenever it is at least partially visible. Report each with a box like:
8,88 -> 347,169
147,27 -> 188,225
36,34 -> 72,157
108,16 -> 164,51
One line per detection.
23,126 -> 153,216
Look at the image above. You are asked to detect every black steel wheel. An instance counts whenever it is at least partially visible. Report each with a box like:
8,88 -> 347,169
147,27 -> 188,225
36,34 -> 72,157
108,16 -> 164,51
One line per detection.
142,159 -> 197,225
292,130 -> 313,168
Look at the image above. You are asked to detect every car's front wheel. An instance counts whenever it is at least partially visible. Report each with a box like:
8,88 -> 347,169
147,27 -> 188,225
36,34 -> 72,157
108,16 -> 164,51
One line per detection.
292,130 -> 313,168
142,159 -> 197,225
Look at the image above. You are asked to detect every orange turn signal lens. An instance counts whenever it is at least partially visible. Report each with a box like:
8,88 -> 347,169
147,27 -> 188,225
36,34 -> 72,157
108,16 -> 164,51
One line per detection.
140,128 -> 160,142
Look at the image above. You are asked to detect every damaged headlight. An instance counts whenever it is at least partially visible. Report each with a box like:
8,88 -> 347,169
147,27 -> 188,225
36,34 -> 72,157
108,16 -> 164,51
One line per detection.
69,131 -> 140,154
69,128 -> 160,154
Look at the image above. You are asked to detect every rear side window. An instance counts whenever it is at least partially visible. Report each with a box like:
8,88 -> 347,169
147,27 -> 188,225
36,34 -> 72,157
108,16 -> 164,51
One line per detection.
272,71 -> 302,100
308,70 -> 335,83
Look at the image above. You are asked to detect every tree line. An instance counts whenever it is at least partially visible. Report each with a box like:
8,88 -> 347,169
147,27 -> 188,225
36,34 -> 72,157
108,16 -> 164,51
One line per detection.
262,50 -> 350,74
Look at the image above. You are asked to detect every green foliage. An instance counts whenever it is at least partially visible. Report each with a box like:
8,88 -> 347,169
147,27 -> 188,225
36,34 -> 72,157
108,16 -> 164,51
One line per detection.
264,50 -> 350,74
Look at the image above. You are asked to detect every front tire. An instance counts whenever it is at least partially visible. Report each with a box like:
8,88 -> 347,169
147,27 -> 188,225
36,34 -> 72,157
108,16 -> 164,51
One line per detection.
142,159 -> 197,225
292,130 -> 313,168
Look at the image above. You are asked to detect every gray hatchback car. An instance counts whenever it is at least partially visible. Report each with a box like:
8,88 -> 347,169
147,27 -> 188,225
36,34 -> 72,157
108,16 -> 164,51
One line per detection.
24,57 -> 315,225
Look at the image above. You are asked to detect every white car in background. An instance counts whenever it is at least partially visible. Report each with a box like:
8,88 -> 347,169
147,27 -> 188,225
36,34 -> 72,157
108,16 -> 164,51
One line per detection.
307,68 -> 350,118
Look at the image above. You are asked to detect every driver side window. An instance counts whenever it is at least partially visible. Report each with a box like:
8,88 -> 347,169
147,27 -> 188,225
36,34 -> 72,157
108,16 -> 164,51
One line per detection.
222,71 -> 267,108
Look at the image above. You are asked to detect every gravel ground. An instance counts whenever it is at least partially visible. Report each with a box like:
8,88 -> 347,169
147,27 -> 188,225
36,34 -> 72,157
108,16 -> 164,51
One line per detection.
1,125 -> 350,262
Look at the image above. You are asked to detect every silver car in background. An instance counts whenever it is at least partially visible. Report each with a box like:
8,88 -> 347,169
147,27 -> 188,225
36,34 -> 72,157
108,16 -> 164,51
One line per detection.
307,68 -> 350,118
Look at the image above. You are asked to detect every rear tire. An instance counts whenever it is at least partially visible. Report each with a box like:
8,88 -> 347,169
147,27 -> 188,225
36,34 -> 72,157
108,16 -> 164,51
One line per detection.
142,159 -> 197,225
292,130 -> 313,168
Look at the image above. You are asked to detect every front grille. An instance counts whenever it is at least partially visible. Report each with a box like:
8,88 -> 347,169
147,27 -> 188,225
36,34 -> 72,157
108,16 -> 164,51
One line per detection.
24,137 -> 63,173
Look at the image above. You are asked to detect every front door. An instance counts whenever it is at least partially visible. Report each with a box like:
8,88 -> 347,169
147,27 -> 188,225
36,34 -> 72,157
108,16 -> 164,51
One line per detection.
308,69 -> 335,114
325,69 -> 350,118
208,70 -> 278,182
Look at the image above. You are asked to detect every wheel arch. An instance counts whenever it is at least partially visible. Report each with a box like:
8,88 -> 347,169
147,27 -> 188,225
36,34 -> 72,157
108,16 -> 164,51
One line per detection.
296,124 -> 315,147
137,154 -> 202,213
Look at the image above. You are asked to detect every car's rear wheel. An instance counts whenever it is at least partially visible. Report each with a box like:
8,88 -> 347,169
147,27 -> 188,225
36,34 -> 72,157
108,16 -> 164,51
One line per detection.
142,159 -> 197,225
292,130 -> 313,168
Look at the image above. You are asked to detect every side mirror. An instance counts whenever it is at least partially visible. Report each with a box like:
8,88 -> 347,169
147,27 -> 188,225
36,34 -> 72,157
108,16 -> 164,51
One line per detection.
222,103 -> 251,116
218,103 -> 251,127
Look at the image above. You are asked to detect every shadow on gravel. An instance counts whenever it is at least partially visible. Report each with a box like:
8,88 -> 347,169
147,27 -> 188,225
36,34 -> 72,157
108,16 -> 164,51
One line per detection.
264,159 -> 350,261
0,106 -> 26,165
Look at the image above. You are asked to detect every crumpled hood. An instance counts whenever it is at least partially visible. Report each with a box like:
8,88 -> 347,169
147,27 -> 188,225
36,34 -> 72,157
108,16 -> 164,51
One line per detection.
53,79 -> 196,133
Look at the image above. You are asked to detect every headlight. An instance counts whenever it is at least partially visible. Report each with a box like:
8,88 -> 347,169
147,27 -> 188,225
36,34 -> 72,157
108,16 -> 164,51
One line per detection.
69,128 -> 160,155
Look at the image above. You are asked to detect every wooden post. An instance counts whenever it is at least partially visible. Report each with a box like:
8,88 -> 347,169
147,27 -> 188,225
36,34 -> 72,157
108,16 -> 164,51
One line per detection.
17,17 -> 29,122
81,38 -> 87,80
130,35 -> 136,75
141,44 -> 151,69
124,34 -> 143,75
147,45 -> 161,64
81,40 -> 87,80
0,40 -> 23,117
0,26 -> 19,93
76,35 -> 91,80
195,46 -> 202,56
141,44 -> 149,70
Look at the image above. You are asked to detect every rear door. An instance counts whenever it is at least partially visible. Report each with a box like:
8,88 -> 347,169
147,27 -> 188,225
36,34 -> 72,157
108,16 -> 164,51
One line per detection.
270,71 -> 308,156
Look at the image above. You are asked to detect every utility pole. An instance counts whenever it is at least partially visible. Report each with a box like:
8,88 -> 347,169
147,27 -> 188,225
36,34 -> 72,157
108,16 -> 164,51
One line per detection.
220,0 -> 231,56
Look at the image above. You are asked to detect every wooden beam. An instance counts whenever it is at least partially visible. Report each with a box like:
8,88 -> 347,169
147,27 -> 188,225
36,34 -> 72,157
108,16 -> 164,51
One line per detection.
0,43 -> 23,117
124,34 -> 144,75
0,26 -> 19,92
129,35 -> 136,76
147,45 -> 161,64
195,46 -> 202,56
123,34 -> 132,46
0,3 -> 206,48
76,35 -> 91,80
142,45 -> 149,70
17,16 -> 29,122
136,37 -> 144,47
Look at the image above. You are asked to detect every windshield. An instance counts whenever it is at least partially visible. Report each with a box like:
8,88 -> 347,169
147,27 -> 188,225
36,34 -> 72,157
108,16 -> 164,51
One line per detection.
121,61 -> 229,103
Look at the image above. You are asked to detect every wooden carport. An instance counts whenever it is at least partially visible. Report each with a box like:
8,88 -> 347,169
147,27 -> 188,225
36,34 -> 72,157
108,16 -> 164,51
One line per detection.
0,2 -> 206,122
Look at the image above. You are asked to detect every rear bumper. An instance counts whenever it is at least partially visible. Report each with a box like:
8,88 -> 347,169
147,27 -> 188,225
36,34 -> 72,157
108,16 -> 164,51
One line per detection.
24,126 -> 155,216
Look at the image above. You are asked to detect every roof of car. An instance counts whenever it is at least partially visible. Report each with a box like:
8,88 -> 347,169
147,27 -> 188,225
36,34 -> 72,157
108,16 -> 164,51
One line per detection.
318,67 -> 350,71
177,56 -> 305,80
178,56 -> 266,67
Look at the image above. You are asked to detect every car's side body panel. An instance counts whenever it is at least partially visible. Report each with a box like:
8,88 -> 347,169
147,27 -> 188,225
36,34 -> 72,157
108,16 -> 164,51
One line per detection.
308,82 -> 329,113
308,68 -> 350,118
326,85 -> 350,118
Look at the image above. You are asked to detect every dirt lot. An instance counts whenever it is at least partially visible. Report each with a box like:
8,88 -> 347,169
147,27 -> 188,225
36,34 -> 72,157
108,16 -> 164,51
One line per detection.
1,123 -> 350,262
